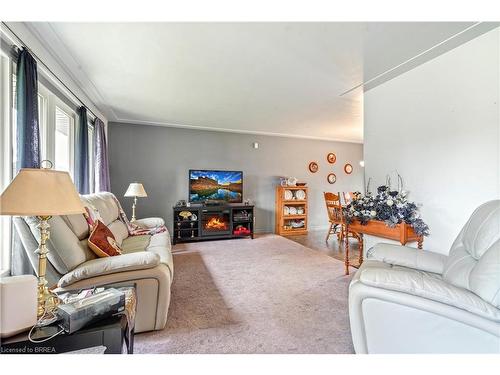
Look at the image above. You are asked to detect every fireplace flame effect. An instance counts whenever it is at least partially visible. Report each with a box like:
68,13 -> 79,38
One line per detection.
205,217 -> 228,230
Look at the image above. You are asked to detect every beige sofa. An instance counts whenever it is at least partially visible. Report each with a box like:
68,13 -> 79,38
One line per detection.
14,192 -> 173,333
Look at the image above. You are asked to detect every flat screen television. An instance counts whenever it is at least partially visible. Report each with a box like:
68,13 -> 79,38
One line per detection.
189,170 -> 243,203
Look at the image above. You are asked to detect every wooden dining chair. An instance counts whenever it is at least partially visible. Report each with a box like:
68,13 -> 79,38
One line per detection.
324,192 -> 344,243
324,191 -> 363,259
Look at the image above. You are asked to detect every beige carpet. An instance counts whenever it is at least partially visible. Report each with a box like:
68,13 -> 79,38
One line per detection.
134,234 -> 355,353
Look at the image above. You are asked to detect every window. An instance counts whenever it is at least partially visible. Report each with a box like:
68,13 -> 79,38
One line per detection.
37,83 -> 76,178
1,43 -> 94,273
54,105 -> 73,173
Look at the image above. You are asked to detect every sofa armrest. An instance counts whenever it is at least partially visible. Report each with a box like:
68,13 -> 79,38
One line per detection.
359,267 -> 500,322
58,252 -> 160,287
367,243 -> 447,274
134,217 -> 165,228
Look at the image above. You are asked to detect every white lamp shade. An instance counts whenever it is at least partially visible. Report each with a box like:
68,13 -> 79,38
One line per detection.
0,168 -> 85,216
124,183 -> 147,198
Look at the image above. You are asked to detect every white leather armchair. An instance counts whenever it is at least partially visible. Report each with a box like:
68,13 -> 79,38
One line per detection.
349,200 -> 500,353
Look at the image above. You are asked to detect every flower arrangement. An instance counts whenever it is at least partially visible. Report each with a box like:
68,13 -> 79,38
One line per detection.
345,185 -> 429,236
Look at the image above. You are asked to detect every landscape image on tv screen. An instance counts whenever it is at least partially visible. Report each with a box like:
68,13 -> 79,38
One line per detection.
189,170 -> 243,203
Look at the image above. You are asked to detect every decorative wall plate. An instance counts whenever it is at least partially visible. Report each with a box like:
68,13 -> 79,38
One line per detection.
344,164 -> 353,174
295,190 -> 306,200
308,161 -> 319,173
284,189 -> 293,200
327,153 -> 336,164
327,173 -> 337,184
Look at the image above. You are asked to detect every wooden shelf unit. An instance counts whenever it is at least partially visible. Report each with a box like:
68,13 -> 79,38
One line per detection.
275,186 -> 308,236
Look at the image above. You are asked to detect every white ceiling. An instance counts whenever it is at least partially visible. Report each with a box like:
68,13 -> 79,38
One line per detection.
26,22 -> 489,142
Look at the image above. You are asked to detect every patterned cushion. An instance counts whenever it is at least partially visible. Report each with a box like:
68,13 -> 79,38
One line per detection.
88,220 -> 122,258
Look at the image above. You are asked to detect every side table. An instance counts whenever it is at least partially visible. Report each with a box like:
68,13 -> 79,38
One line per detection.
0,314 -> 132,354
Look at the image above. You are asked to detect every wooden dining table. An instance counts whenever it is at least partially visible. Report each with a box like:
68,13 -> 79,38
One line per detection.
344,219 -> 423,275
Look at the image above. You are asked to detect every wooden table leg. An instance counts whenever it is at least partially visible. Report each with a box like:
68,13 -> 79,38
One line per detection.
358,233 -> 364,266
418,237 -> 423,249
344,226 -> 350,275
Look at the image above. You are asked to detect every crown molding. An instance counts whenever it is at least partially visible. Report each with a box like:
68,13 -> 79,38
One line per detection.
113,117 -> 364,144
24,22 -> 118,121
341,22 -> 500,95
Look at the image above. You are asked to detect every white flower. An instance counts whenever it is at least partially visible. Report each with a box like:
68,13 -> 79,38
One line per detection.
396,203 -> 403,209
370,210 -> 377,217
386,199 -> 394,207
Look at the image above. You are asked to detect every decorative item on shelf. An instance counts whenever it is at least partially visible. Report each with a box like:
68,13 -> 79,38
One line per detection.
295,189 -> 306,200
344,164 -> 353,174
244,198 -> 251,205
291,219 -> 305,228
124,182 -> 148,222
0,164 -> 86,323
297,207 -> 305,215
234,225 -> 251,235
175,199 -> 187,207
289,206 -> 298,215
327,173 -> 337,184
283,206 -> 290,215
234,210 -> 252,222
327,152 -> 337,164
308,161 -> 319,173
345,185 -> 430,236
190,213 -> 198,221
179,211 -> 192,221
280,177 -> 299,186
284,189 -> 293,200
296,182 -> 307,187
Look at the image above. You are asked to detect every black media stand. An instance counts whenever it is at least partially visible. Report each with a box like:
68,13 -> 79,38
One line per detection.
173,203 -> 254,245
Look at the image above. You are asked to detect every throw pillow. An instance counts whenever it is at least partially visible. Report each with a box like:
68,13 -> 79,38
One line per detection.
88,220 -> 122,257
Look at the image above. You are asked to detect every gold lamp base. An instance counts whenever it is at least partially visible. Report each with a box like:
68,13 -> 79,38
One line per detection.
35,216 -> 61,320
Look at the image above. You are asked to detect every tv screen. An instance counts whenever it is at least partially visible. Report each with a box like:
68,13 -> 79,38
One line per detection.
189,170 -> 243,203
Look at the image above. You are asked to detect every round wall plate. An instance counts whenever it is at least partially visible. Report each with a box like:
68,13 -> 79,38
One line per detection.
344,163 -> 353,174
327,173 -> 336,184
327,153 -> 336,164
308,161 -> 319,173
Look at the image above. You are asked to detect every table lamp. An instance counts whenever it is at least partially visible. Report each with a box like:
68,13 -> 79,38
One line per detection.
0,167 -> 85,321
124,182 -> 147,222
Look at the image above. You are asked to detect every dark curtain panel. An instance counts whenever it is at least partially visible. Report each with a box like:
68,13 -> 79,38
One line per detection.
11,48 -> 40,275
75,106 -> 89,194
15,48 -> 40,170
93,117 -> 111,192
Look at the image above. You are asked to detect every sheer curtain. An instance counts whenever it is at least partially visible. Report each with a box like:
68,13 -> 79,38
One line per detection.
75,106 -> 89,194
11,48 -> 40,275
93,117 -> 111,192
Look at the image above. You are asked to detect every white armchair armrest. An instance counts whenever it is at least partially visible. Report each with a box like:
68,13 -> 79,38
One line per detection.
134,217 -> 165,228
367,243 -> 447,274
359,267 -> 500,322
58,252 -> 160,287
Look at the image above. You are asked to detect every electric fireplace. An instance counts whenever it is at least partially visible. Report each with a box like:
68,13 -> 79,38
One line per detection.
201,208 -> 231,236
173,204 -> 254,244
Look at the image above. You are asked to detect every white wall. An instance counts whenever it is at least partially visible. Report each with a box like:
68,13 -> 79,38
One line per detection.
364,28 -> 500,254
